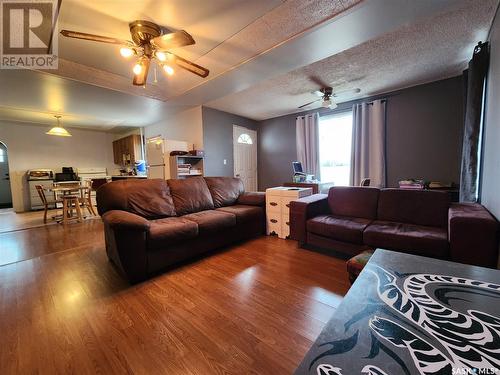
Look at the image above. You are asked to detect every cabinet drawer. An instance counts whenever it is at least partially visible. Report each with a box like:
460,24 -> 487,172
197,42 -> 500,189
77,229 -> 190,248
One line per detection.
282,197 -> 296,215
266,212 -> 281,236
266,196 -> 282,213
282,214 -> 291,238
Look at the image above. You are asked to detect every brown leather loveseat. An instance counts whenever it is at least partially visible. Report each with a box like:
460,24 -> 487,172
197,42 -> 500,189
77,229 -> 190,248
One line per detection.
290,187 -> 499,268
97,177 -> 265,282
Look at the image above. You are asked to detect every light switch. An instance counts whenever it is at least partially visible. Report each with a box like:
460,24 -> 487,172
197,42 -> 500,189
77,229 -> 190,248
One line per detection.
223,159 -> 227,165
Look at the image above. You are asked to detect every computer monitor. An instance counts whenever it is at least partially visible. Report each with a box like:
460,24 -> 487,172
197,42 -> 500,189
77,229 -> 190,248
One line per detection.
292,161 -> 303,174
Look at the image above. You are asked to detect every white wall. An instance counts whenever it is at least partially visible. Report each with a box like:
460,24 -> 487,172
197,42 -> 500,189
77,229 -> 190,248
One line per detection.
481,9 -> 500,219
144,106 -> 203,149
0,121 -> 117,212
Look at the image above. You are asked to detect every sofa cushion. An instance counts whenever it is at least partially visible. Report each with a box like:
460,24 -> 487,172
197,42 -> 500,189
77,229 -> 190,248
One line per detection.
204,177 -> 244,208
183,210 -> 236,234
363,220 -> 449,258
216,205 -> 263,225
148,217 -> 198,249
377,189 -> 450,228
167,177 -> 215,215
96,179 -> 176,218
307,214 -> 372,244
328,187 -> 380,220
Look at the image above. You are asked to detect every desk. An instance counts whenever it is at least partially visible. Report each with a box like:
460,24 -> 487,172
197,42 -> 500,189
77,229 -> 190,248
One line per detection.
294,249 -> 500,374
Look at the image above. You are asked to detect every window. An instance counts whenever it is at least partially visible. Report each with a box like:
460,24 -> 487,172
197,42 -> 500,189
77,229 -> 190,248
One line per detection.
318,111 -> 353,186
0,148 -> 4,163
237,133 -> 253,144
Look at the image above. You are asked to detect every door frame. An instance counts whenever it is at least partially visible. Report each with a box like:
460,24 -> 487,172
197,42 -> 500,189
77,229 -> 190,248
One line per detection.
232,125 -> 258,191
0,140 -> 13,208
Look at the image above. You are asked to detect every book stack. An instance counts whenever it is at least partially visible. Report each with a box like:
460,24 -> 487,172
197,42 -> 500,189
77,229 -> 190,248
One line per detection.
399,179 -> 425,190
178,164 -> 191,175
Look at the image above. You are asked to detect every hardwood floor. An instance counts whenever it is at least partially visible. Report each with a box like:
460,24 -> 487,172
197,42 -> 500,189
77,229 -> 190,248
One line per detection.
0,219 -> 350,374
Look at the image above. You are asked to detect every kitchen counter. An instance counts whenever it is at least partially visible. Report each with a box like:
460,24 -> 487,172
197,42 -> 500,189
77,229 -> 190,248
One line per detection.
111,175 -> 147,181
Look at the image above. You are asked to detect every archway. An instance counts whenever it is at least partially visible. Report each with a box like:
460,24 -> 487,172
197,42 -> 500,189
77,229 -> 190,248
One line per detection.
0,141 -> 13,208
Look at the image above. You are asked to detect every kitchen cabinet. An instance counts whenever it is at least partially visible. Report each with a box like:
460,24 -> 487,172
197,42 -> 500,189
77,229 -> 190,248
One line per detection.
113,135 -> 142,165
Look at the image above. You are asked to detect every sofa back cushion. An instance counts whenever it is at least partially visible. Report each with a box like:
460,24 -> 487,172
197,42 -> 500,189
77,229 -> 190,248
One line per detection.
328,187 -> 380,219
377,189 -> 450,228
96,179 -> 176,218
167,177 -> 215,215
204,177 -> 244,208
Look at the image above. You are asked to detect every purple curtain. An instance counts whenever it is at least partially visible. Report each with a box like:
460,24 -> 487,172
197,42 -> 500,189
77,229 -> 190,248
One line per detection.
296,113 -> 320,179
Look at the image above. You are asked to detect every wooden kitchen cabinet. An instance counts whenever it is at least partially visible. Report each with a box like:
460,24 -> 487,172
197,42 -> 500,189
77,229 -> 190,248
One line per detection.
113,135 -> 142,165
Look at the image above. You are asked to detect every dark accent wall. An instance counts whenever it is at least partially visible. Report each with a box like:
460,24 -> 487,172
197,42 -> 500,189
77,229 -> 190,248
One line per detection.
258,76 -> 464,190
202,107 -> 258,177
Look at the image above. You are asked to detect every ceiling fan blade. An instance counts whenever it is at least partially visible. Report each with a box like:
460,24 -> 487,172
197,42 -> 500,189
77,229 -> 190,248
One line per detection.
151,30 -> 195,50
333,88 -> 361,97
60,30 -> 132,46
298,99 -> 320,109
133,57 -> 150,86
168,53 -> 209,78
309,75 -> 330,88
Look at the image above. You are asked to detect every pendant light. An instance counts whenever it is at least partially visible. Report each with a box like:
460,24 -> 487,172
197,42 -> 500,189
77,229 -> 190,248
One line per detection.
46,115 -> 72,137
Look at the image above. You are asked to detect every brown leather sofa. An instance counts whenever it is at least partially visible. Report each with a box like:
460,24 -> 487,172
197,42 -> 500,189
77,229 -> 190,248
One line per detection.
290,187 -> 499,268
97,177 -> 265,282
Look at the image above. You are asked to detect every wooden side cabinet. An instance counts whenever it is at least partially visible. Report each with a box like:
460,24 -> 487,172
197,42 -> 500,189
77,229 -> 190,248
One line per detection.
113,135 -> 142,165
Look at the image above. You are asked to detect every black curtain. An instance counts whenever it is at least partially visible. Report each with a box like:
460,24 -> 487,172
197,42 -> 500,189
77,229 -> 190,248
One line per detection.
459,41 -> 489,202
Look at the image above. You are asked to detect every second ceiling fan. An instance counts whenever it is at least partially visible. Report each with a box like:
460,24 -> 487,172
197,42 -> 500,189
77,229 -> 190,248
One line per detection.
299,76 -> 361,109
61,20 -> 209,86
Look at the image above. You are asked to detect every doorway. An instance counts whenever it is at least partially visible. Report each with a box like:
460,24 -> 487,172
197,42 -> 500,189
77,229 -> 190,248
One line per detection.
0,142 -> 12,208
233,125 -> 258,191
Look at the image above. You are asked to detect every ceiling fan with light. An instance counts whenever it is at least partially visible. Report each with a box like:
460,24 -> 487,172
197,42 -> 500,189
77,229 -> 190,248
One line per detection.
298,76 -> 361,109
60,20 -> 209,86
298,87 -> 361,109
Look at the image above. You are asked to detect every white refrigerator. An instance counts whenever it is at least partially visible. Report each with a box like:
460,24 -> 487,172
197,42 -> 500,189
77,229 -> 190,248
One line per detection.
146,138 -> 189,179
147,138 -> 166,179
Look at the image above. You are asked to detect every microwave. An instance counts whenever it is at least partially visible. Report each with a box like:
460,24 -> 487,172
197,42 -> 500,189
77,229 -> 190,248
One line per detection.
55,172 -> 78,182
27,169 -> 54,180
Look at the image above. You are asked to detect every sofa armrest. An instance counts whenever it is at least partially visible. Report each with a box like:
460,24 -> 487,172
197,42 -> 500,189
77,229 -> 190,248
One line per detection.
101,210 -> 150,283
448,203 -> 499,268
290,194 -> 329,244
237,192 -> 265,207
102,210 -> 150,231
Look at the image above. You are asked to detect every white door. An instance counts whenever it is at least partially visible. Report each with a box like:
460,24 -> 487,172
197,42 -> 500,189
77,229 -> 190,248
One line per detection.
233,126 -> 258,191
0,142 -> 12,207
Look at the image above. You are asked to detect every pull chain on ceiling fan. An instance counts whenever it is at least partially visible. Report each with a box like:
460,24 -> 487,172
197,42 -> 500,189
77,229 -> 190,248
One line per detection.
60,20 -> 209,86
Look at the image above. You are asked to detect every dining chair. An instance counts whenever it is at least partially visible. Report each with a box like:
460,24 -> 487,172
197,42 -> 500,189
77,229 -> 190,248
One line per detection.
35,185 -> 62,223
62,194 -> 83,225
79,180 -> 96,216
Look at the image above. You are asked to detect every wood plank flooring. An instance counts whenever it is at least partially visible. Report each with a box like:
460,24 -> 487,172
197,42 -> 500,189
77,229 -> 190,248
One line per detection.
0,219 -> 350,374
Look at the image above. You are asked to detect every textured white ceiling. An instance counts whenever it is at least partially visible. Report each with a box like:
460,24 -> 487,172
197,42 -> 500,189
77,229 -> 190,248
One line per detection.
57,0 -> 358,97
0,0 -> 362,131
207,0 -> 499,120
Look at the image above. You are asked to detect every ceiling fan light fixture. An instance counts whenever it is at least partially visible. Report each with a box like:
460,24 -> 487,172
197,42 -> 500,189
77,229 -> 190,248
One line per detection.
120,47 -> 134,58
133,62 -> 142,75
329,101 -> 338,109
46,116 -> 72,137
322,99 -> 332,108
163,64 -> 174,75
155,51 -> 167,61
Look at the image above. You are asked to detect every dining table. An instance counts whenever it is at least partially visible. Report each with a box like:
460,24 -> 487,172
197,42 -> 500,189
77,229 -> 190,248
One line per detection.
45,185 -> 92,224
